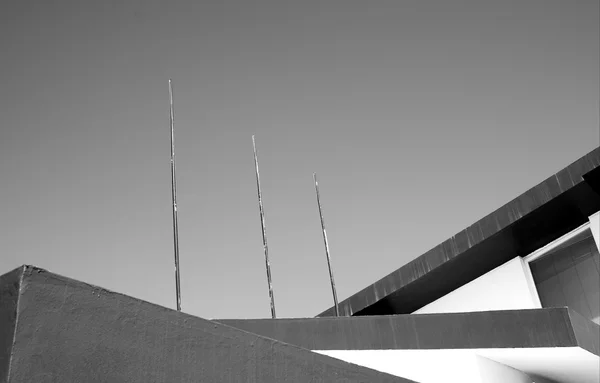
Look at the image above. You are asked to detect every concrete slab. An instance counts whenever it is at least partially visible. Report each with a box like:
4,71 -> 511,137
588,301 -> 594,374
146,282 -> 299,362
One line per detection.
219,311 -> 600,382
218,308 -> 600,356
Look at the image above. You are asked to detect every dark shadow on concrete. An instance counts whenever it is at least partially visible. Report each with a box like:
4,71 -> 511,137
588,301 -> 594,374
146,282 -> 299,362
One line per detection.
318,147 -> 600,317
584,166 -> 600,197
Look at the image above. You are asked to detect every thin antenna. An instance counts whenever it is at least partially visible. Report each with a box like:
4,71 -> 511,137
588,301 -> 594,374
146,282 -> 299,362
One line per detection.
313,173 -> 340,316
252,135 -> 276,319
169,79 -> 182,312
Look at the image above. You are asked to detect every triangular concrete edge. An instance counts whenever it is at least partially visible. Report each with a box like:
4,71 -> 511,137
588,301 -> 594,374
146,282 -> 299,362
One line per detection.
5,265 -> 417,382
0,266 -> 25,383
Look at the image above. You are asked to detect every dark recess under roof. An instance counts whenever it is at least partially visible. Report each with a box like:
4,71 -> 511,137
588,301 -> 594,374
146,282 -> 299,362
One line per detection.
318,147 -> 600,317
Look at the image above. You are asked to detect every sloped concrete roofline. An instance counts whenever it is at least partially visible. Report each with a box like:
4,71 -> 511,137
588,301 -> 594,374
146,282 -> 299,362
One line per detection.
0,265 -> 415,383
318,147 -> 600,317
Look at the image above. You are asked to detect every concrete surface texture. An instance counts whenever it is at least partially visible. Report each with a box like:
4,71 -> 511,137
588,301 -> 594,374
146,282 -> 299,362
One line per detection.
218,308 -> 600,355
0,265 -> 415,383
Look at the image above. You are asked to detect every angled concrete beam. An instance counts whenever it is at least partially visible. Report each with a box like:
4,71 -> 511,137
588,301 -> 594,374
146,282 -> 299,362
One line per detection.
218,308 -> 599,356
318,147 -> 600,317
219,310 -> 600,382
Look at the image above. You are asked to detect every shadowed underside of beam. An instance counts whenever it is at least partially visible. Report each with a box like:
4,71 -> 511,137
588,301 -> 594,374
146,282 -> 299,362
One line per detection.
318,147 -> 600,317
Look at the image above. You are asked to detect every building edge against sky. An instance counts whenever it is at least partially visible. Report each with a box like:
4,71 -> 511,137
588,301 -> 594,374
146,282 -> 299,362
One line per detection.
318,146 -> 600,319
223,146 -> 600,382
1,147 -> 599,383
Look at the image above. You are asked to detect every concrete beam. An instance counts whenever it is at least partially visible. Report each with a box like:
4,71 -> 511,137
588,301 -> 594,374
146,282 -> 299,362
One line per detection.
218,308 -> 600,356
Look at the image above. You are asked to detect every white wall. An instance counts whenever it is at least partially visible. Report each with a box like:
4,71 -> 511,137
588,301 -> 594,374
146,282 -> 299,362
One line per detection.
529,376 -> 557,383
314,349 -> 535,383
314,350 -> 483,383
590,212 -> 600,252
476,355 -> 532,383
414,256 -> 541,314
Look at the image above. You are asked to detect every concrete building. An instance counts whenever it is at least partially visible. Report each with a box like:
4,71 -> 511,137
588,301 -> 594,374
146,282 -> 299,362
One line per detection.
1,147 -> 599,382
225,147 -> 600,382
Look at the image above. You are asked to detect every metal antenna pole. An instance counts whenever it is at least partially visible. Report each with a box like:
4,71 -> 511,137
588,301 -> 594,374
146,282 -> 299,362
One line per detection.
169,79 -> 182,312
252,135 -> 276,319
313,173 -> 340,316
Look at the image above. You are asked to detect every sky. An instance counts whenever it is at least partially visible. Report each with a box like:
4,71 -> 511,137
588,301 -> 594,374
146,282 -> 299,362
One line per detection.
0,0 -> 598,319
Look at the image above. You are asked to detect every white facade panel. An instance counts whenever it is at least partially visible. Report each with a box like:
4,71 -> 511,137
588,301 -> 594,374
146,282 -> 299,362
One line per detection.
314,349 -> 483,383
476,355 -> 532,383
315,349 -> 534,383
590,212 -> 600,252
414,256 -> 541,314
315,348 -> 599,383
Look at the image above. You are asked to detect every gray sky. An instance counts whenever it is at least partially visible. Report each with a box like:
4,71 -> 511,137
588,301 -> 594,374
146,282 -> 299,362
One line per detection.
1,0 -> 598,319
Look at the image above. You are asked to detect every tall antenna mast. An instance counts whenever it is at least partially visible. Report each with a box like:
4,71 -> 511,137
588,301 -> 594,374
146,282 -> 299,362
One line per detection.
252,135 -> 276,319
169,79 -> 182,312
313,173 -> 340,316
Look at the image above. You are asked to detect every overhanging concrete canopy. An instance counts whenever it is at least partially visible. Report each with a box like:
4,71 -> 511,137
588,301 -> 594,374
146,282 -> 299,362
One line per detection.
218,309 -> 600,382
218,308 -> 599,354
318,147 -> 600,317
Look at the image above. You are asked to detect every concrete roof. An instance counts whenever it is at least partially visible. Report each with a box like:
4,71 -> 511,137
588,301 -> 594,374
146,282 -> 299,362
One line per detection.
318,147 -> 600,317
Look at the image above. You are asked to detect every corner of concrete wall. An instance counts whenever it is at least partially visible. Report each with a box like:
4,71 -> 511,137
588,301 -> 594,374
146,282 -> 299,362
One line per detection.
7,267 -> 415,382
517,256 -> 542,309
0,266 -> 25,383
566,307 -> 600,357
